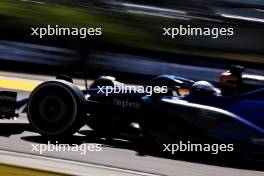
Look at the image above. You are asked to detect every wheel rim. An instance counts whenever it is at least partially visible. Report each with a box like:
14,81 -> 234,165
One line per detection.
38,95 -> 66,123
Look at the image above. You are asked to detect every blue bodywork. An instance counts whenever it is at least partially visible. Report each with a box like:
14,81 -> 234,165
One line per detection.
163,86 -> 264,150
14,75 -> 264,150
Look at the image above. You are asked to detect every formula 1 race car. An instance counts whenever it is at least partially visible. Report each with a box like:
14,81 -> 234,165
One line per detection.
1,66 -> 264,152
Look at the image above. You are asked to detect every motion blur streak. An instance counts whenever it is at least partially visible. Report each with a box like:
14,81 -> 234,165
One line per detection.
220,14 -> 264,23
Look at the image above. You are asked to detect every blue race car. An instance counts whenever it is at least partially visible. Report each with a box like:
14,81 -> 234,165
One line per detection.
1,66 -> 264,152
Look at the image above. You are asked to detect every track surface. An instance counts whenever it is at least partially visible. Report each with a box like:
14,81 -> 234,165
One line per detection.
0,72 -> 264,176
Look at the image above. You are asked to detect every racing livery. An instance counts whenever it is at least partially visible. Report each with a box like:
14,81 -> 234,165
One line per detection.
0,66 -> 264,152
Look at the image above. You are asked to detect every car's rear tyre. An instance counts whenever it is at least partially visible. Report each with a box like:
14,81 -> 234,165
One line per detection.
27,80 -> 86,137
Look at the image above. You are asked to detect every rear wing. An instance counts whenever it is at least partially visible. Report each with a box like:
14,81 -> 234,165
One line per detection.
0,91 -> 17,118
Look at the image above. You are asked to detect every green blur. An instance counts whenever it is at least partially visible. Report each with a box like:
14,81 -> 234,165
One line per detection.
0,0 -> 263,64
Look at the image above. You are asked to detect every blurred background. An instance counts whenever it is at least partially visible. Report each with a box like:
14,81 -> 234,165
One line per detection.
0,0 -> 263,83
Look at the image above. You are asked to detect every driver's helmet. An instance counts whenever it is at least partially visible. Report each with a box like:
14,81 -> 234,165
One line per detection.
219,65 -> 244,96
191,81 -> 220,95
